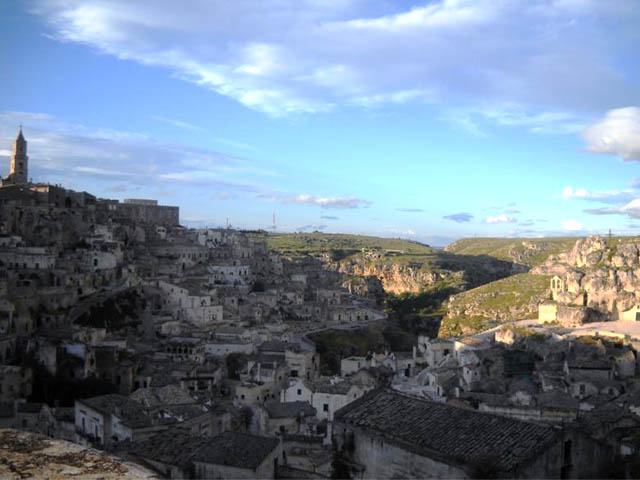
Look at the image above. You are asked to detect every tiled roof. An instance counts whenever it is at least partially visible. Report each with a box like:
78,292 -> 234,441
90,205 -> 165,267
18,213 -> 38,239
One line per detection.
334,389 -> 559,473
128,429 -> 210,468
313,380 -> 353,395
190,431 -> 279,470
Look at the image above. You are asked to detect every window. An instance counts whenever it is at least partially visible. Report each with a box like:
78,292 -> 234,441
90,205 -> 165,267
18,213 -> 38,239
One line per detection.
297,389 -> 302,396
323,403 -> 329,412
579,384 -> 585,395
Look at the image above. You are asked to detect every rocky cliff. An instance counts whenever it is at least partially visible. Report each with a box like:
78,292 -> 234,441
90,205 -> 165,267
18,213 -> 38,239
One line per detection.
533,235 -> 640,315
329,253 -> 517,295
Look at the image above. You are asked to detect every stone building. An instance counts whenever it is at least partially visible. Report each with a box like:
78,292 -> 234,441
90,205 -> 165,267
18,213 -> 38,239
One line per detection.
334,389 -> 612,479
191,432 -> 281,479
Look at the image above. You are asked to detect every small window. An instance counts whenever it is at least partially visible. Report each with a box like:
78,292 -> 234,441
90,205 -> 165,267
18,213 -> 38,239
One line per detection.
297,389 -> 302,395
323,403 -> 329,412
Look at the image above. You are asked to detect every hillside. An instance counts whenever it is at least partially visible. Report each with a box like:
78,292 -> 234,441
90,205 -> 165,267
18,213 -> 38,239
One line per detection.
440,273 -> 551,336
267,232 -> 435,256
444,237 -> 579,267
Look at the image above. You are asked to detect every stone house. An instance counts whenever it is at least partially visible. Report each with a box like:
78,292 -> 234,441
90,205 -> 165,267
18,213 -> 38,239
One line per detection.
280,378 -> 314,404
334,388 -> 612,479
311,379 -> 368,423
453,337 -> 491,365
316,288 -> 343,305
284,346 -> 319,382
563,357 -> 613,382
262,400 -> 317,436
329,305 -> 370,323
163,337 -> 205,364
0,365 -> 32,402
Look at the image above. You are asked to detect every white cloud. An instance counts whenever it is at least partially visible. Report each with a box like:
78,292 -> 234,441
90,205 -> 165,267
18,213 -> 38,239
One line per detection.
485,214 -> 516,224
582,107 -> 640,161
620,199 -> 640,219
287,194 -> 371,209
562,219 -> 584,231
32,0 -> 640,123
560,185 -> 635,204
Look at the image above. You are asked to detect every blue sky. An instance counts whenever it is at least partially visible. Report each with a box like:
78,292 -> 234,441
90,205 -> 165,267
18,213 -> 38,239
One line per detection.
1,0 -> 640,245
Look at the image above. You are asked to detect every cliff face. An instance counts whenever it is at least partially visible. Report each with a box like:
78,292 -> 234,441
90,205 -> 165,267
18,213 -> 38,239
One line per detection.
329,254 -> 516,295
333,262 -> 459,294
534,235 -> 640,315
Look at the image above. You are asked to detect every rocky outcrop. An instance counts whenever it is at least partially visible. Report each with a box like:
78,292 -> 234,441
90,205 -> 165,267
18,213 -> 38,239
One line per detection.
333,262 -> 462,294
341,274 -> 385,304
329,254 -> 516,295
534,235 -> 640,317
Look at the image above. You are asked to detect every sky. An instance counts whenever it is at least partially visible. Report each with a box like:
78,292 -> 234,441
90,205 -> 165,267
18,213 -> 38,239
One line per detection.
1,0 -> 640,246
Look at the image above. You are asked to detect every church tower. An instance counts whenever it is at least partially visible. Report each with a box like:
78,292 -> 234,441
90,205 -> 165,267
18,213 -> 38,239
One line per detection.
9,127 -> 28,184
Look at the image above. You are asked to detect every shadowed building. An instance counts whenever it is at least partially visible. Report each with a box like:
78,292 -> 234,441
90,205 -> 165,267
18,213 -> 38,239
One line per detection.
333,388 -> 611,479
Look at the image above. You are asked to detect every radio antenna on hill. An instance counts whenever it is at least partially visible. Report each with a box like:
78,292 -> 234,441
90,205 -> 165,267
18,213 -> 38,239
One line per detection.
272,212 -> 276,233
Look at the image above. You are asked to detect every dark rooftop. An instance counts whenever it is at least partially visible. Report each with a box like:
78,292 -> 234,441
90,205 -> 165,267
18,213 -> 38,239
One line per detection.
334,389 -> 560,473
265,401 -> 316,419
190,431 -> 279,470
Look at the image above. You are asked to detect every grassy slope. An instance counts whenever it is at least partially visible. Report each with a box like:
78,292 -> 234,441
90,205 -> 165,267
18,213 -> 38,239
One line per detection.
440,273 -> 552,336
267,232 -> 435,255
444,237 -> 579,267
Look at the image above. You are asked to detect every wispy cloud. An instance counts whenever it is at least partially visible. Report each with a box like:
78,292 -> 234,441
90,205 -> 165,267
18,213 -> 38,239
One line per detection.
297,224 -> 327,232
485,214 -> 517,224
285,194 -> 372,209
32,0 -> 640,125
443,213 -> 473,223
560,186 -> 635,205
396,208 -> 425,213
0,110 -> 273,198
563,219 -> 585,231
151,115 -> 204,132
321,215 -> 340,220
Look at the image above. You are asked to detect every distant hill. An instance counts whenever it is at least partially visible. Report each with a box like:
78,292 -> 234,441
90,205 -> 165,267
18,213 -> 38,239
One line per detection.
267,232 -> 435,256
444,237 -> 580,267
268,232 -> 517,294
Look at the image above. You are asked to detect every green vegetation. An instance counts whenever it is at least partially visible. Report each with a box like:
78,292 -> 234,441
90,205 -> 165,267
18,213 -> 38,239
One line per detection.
385,282 -> 455,317
75,289 -> 145,330
26,357 -> 117,407
309,324 -> 417,375
267,232 -> 435,256
444,237 -> 579,267
440,273 -> 551,336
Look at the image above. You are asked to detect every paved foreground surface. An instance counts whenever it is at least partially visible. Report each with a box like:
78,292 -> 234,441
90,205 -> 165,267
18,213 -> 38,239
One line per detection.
0,429 -> 159,479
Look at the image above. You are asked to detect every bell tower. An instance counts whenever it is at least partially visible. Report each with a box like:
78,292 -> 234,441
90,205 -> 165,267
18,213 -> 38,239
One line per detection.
9,126 -> 28,184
